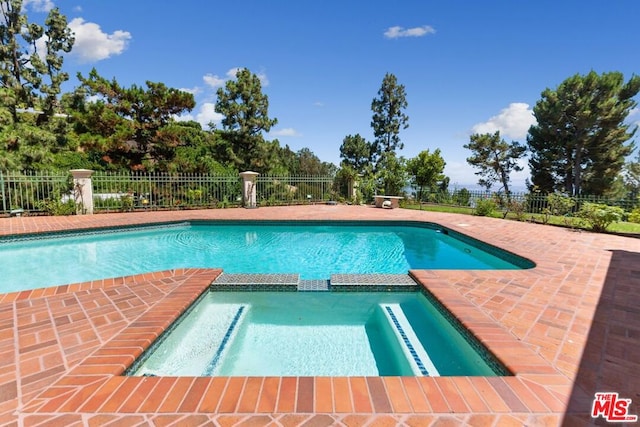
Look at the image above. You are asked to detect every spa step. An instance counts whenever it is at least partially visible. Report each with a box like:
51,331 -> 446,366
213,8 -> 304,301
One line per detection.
330,274 -> 418,292
381,303 -> 440,377
211,273 -> 300,291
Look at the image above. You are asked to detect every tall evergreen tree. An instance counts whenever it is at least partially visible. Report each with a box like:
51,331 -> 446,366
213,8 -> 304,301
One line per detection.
0,1 -> 74,122
370,73 -> 409,163
406,149 -> 447,202
0,1 -> 75,170
527,71 -> 639,195
376,151 -> 407,195
74,69 -> 196,170
215,68 -> 277,171
339,134 -> 371,174
464,131 -> 526,195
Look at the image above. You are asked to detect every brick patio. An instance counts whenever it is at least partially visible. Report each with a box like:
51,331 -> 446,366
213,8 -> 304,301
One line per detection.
0,205 -> 637,426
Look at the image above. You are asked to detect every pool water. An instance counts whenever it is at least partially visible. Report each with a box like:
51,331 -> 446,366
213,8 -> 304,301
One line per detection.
0,221 -> 528,292
128,292 -> 504,377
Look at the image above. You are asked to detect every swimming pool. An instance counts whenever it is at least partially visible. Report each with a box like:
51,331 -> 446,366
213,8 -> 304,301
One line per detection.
127,291 -> 508,377
0,220 -> 533,293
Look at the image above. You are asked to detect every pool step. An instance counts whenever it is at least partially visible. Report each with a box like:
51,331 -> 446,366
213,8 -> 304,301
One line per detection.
211,273 -> 299,291
211,273 -> 418,292
381,303 -> 440,377
330,274 -> 418,292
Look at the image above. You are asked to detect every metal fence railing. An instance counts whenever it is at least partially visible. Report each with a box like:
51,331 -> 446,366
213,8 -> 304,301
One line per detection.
0,171 -> 338,215
412,189 -> 639,214
91,172 -> 243,212
255,175 -> 335,206
0,170 -> 72,215
2,169 -> 637,217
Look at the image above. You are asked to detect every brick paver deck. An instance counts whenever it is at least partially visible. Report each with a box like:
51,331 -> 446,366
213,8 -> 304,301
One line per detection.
0,205 -> 637,426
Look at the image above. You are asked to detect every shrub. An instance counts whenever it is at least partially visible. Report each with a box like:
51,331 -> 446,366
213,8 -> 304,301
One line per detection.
452,188 -> 471,206
577,203 -> 624,232
629,207 -> 640,224
506,199 -> 527,221
36,197 -> 76,216
474,198 -> 497,217
542,193 -> 575,224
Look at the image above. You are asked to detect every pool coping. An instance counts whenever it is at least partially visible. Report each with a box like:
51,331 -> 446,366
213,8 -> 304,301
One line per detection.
1,205 -> 637,425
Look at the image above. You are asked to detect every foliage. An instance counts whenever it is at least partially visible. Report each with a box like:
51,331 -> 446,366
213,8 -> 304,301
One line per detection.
339,134 -> 371,173
474,198 -> 498,217
294,147 -> 335,175
623,152 -> 640,201
333,166 -> 357,202
0,2 -> 76,170
464,131 -> 526,194
370,73 -> 408,163
406,149 -> 446,202
73,69 -> 196,171
506,199 -> 527,221
577,202 -> 624,232
527,71 -> 640,195
542,193 -> 575,224
0,7 -> 331,179
628,208 -> 640,224
452,188 -> 471,206
403,204 -> 640,235
215,68 -> 277,171
166,123 -> 234,174
0,1 -> 74,122
375,152 -> 407,195
35,190 -> 76,215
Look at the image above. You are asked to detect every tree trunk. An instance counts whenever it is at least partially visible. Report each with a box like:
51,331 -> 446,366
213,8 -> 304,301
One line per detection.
573,138 -> 585,196
500,167 -> 511,199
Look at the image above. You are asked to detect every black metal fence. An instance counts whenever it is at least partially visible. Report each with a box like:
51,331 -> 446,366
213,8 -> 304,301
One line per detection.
0,171 -> 71,215
1,170 -> 637,216
413,189 -> 639,213
0,171 -> 336,215
91,172 -> 243,212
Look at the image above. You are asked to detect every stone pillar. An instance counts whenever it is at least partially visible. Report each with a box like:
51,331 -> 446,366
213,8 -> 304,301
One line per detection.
239,171 -> 259,208
348,178 -> 358,201
70,169 -> 94,215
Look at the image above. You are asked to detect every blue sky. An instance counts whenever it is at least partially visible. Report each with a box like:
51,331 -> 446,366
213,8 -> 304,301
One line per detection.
25,0 -> 640,190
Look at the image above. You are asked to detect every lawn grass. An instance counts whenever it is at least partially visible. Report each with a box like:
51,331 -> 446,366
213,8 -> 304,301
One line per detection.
402,202 -> 640,235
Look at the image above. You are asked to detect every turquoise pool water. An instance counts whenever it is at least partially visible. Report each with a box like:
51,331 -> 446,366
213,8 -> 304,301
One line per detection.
128,292 -> 505,377
0,221 -> 530,292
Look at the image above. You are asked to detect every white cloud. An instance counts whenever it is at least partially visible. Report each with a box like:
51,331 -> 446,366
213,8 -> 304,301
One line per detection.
196,103 -> 223,127
271,128 -> 301,137
471,103 -> 536,140
227,68 -> 269,87
384,25 -> 436,39
67,18 -> 131,63
203,74 -> 226,89
204,68 -> 270,89
226,68 -> 241,79
256,72 -> 269,87
179,86 -> 202,96
629,108 -> 640,128
176,103 -> 222,129
23,0 -> 54,12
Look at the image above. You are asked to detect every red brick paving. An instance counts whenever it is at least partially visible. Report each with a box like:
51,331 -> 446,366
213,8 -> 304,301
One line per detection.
0,205 -> 638,425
